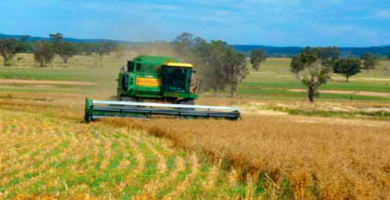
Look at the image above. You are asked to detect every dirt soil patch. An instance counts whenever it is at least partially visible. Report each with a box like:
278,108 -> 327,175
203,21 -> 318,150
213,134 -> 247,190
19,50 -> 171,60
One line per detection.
0,79 -> 96,86
289,89 -> 390,98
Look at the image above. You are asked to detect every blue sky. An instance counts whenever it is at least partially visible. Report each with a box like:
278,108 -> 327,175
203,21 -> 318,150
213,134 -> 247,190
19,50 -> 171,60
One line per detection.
1,0 -> 390,47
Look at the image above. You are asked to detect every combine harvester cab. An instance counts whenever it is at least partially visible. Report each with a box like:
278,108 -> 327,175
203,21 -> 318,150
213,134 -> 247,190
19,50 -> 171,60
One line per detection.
84,56 -> 241,123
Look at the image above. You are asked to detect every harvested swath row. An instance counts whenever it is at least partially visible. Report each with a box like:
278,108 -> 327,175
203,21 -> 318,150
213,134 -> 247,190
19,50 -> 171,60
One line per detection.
0,108 -> 181,198
105,116 -> 390,200
1,105 -> 270,199
1,124 -> 106,192
0,124 -> 64,172
104,120 -> 268,200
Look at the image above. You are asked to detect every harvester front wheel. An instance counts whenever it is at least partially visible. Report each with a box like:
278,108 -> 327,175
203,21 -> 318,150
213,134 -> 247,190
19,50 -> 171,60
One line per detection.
120,96 -> 137,102
177,99 -> 195,119
177,99 -> 195,106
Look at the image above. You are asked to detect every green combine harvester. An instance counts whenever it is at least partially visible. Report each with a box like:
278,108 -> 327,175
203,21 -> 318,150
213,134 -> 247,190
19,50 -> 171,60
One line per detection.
85,56 -> 240,122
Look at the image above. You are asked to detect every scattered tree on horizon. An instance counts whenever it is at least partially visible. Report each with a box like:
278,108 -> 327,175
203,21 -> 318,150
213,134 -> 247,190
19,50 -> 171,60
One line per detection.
223,47 -> 248,97
173,34 -> 227,95
49,33 -> 78,63
115,43 -> 126,60
172,32 -> 197,60
96,41 -> 117,61
172,33 -> 248,97
250,49 -> 267,71
49,33 -> 64,42
302,46 -> 340,67
57,42 -> 78,63
33,41 -> 55,67
194,40 -> 230,96
333,58 -> 362,82
360,52 -> 381,74
172,32 -> 207,64
0,38 -> 24,66
292,51 -> 332,102
290,55 -> 305,78
385,53 -> 390,76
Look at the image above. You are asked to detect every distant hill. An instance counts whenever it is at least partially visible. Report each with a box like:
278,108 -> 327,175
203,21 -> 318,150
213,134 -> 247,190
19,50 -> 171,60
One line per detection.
0,33 -> 118,43
1,33 -> 389,57
233,45 -> 390,57
233,45 -> 303,57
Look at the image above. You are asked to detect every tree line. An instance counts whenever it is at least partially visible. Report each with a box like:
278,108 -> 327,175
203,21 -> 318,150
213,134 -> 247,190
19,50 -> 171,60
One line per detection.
172,33 -> 267,97
1,32 -> 390,101
0,33 -> 125,67
290,47 -> 389,102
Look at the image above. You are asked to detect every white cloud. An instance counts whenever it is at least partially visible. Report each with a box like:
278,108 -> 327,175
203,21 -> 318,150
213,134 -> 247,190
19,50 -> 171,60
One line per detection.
372,10 -> 390,19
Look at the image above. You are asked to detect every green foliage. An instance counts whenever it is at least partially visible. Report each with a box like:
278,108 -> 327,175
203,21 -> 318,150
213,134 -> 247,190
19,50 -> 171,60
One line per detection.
172,33 -> 248,97
0,38 -> 24,66
75,43 -> 98,56
223,47 -> 248,97
115,43 -> 126,59
33,41 -> 55,67
360,52 -> 381,73
48,33 -> 119,62
333,58 -> 362,82
172,32 -> 203,61
302,46 -> 340,66
194,40 -> 230,94
96,41 -> 118,60
290,55 -> 304,77
49,33 -> 78,63
49,33 -> 64,42
57,42 -> 78,63
294,50 -> 332,102
250,49 -> 267,71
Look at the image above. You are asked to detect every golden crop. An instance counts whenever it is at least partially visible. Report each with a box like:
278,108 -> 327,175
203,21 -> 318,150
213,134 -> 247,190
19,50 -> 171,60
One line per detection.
1,93 -> 390,199
0,102 -> 263,200
108,114 -> 390,199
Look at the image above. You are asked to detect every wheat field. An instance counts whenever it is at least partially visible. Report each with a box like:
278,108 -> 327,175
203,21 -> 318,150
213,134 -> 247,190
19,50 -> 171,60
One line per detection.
108,115 -> 390,200
1,54 -> 390,199
0,102 -> 266,200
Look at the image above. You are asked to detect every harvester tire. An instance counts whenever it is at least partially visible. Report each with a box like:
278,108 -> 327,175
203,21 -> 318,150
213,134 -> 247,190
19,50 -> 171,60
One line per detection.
178,99 -> 195,106
120,96 -> 137,102
122,75 -> 129,91
177,99 -> 195,119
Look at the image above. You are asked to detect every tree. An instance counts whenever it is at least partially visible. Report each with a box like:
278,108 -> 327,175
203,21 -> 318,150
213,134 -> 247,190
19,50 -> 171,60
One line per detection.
333,58 -> 362,82
20,35 -> 33,53
250,49 -> 267,71
360,52 -> 381,74
290,55 -> 304,78
223,48 -> 248,97
49,33 -> 64,43
57,42 -> 78,63
0,39 -> 24,66
33,41 -> 55,67
194,40 -> 230,95
173,32 -> 204,62
173,33 -> 229,95
293,51 -> 332,102
49,33 -> 78,63
95,42 -> 117,61
302,46 -> 340,67
173,33 -> 194,56
172,33 -> 249,97
385,53 -> 390,76
115,44 -> 126,59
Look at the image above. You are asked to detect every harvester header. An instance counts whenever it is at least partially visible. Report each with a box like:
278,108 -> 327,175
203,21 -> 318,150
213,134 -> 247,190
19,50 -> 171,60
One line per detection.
84,99 -> 240,122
